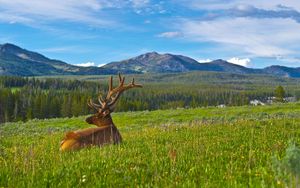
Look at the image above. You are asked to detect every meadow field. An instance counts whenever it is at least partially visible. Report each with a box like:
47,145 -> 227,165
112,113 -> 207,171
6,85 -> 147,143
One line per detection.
0,103 -> 300,187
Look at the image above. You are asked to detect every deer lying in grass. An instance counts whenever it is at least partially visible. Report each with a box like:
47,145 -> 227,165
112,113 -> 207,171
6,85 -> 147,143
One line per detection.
60,74 -> 142,151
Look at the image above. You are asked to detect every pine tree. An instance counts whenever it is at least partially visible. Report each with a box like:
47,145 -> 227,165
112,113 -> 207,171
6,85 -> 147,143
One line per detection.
275,85 -> 285,102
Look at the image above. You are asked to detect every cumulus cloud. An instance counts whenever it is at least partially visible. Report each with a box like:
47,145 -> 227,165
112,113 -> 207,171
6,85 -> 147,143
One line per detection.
227,57 -> 251,67
157,31 -> 182,38
276,56 -> 300,63
171,1 -> 300,66
179,1 -> 300,11
0,0 -> 115,27
130,0 -> 150,8
178,17 -> 300,58
198,57 -> 251,67
0,0 -> 168,27
75,62 -> 107,67
131,0 -> 166,15
98,63 -> 107,67
203,4 -> 300,23
197,59 -> 212,63
75,62 -> 95,67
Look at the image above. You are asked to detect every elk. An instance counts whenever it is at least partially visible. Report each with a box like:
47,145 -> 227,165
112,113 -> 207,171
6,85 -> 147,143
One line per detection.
60,74 -> 142,151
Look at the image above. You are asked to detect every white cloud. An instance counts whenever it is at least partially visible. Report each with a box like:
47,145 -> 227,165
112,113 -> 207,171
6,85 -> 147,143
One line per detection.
240,1 -> 300,11
178,17 -> 300,58
0,0 -> 116,27
38,46 -> 78,53
75,62 -> 107,67
157,31 -> 182,38
130,0 -> 149,8
75,62 -> 95,67
131,0 -> 166,15
197,59 -> 212,63
0,0 -> 167,28
276,56 -> 300,63
172,1 -> 300,66
198,57 -> 251,67
179,0 -> 300,11
227,57 -> 251,67
98,63 -> 107,67
0,12 -> 34,25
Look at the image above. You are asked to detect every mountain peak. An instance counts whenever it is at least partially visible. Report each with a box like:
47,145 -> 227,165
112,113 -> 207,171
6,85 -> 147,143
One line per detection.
210,59 -> 230,64
104,52 -> 200,73
135,51 -> 160,59
146,51 -> 159,55
0,43 -> 23,53
2,43 -> 20,47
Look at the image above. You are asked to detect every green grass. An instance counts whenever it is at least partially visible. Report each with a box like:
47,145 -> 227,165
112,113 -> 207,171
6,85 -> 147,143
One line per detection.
10,87 -> 21,93
1,103 -> 300,187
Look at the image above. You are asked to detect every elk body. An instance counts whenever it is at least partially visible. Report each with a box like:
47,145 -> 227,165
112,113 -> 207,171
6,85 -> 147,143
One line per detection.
60,74 -> 142,151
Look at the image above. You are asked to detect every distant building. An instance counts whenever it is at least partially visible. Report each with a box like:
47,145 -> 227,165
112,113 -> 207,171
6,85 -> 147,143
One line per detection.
217,104 -> 226,108
266,97 -> 276,104
250,99 -> 265,106
284,97 -> 297,102
266,96 -> 297,104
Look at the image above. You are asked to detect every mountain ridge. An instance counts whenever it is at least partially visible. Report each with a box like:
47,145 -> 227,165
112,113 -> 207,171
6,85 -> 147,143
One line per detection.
104,52 -> 300,77
1,43 -> 300,77
0,43 -> 125,76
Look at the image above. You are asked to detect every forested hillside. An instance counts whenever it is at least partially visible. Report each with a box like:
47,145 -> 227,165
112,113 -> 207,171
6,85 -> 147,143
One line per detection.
1,72 -> 300,123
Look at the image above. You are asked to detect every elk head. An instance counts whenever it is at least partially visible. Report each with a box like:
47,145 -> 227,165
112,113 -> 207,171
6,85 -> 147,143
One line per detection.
85,73 -> 142,127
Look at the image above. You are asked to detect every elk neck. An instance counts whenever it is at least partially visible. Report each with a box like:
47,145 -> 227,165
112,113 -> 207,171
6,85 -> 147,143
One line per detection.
100,114 -> 114,126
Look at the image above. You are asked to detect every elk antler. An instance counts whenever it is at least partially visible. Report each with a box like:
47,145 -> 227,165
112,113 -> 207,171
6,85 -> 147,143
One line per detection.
88,73 -> 142,113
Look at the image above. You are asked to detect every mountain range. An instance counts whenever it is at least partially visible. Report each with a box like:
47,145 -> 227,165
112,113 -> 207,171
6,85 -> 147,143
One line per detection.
1,43 -> 300,77
0,43 -> 127,76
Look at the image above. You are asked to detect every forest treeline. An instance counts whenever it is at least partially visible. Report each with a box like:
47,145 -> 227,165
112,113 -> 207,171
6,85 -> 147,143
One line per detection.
0,76 -> 299,123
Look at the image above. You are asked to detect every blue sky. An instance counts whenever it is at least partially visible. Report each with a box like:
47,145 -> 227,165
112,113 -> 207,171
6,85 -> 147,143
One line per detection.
1,0 -> 300,68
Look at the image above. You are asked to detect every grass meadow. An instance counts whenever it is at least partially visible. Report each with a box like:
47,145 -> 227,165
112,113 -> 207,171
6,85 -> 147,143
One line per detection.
1,103 -> 300,187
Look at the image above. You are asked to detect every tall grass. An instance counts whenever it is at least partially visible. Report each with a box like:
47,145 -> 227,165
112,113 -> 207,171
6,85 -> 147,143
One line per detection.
1,103 -> 300,187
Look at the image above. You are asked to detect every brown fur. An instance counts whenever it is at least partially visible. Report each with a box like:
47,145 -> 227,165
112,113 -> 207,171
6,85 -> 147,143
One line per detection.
60,115 -> 122,151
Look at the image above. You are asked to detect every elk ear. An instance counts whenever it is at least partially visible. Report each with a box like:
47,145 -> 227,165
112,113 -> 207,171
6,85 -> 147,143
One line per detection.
65,131 -> 80,139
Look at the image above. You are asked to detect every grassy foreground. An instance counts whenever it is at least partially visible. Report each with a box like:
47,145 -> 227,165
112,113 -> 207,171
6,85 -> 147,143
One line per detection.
1,103 -> 300,187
